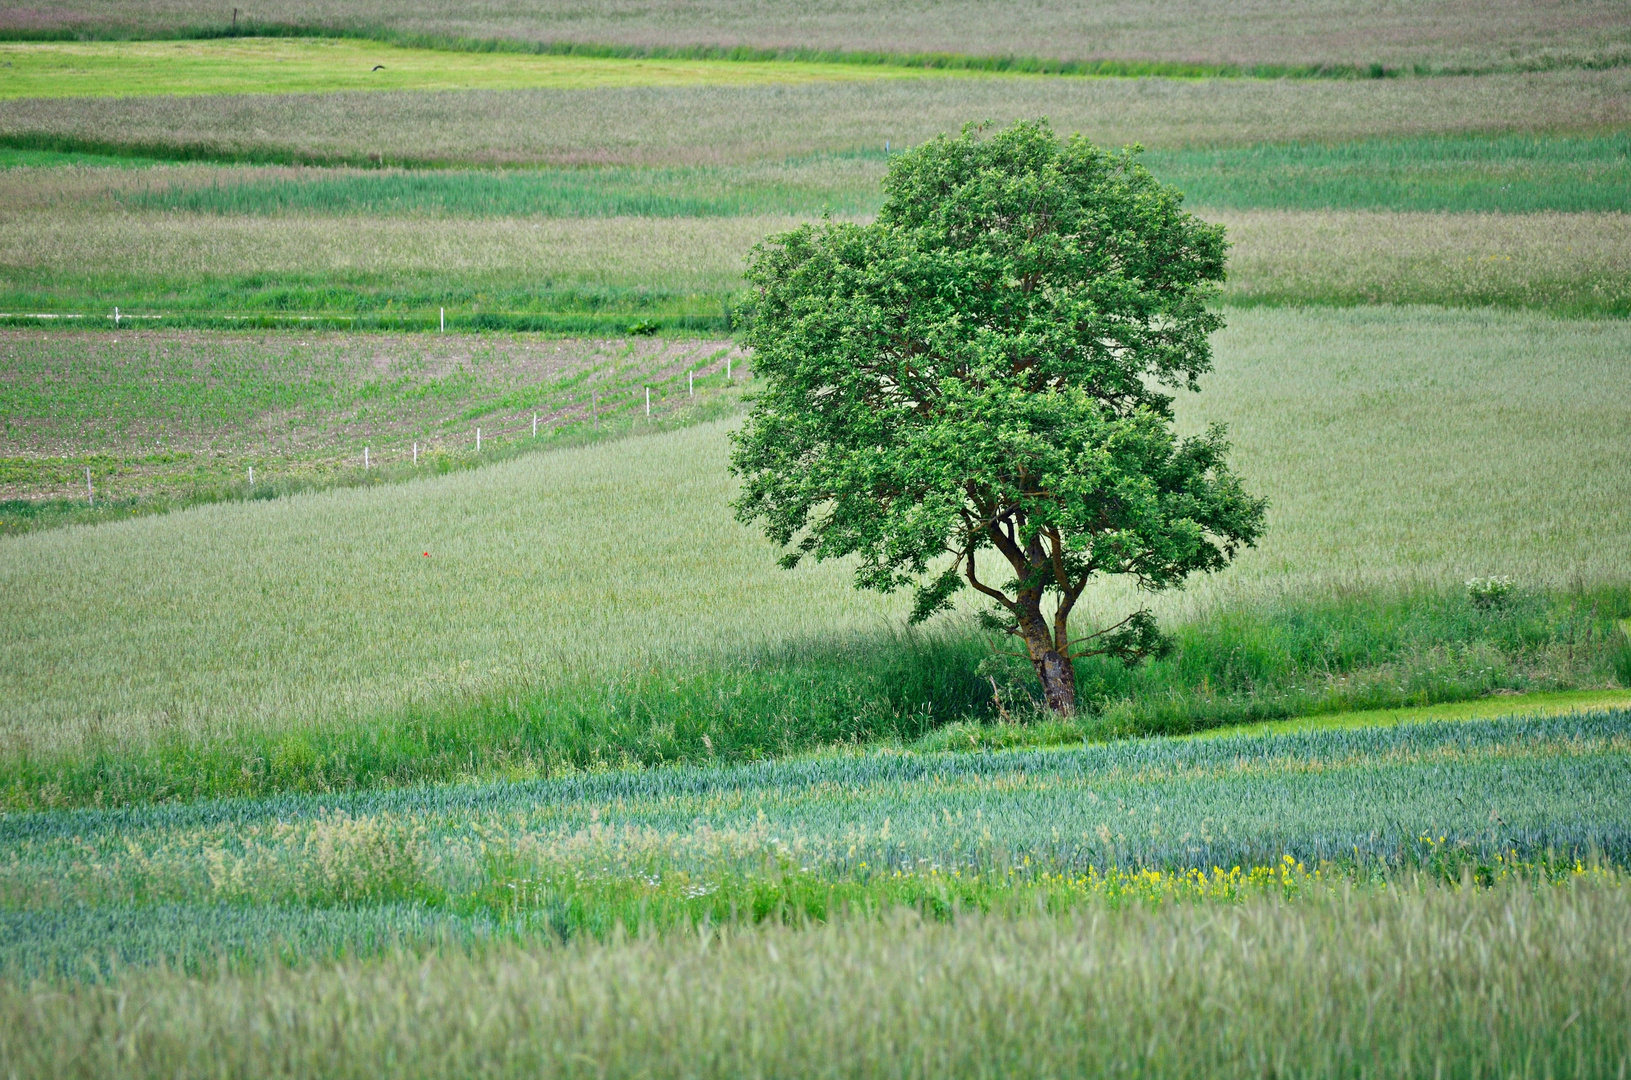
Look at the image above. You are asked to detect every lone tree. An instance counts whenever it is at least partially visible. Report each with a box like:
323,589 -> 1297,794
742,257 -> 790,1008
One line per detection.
730,120 -> 1267,714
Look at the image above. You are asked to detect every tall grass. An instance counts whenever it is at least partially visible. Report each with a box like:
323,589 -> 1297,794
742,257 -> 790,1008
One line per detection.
8,880 -> 1628,1078
1145,132 -> 1631,212
2,308 -> 1627,777
3,68 -> 1624,169
3,585 -> 1624,808
4,0 -> 1627,74
40,133 -> 1618,219
3,880 -> 1628,1075
5,207 -> 1628,318
1,712 -> 1627,972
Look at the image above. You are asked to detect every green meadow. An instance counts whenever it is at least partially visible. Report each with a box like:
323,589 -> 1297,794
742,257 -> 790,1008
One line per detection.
3,307 -> 1628,805
1,6 -> 1629,1073
0,38 -> 961,100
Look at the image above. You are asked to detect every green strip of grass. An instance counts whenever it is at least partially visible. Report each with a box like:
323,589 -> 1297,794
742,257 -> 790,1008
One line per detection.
0,38 -> 983,101
6,21 -> 1627,79
0,23 -> 1452,81
67,135 -> 1624,218
5,586 -> 1625,810
1143,133 -> 1631,214
113,163 -> 878,218
1199,689 -> 1631,738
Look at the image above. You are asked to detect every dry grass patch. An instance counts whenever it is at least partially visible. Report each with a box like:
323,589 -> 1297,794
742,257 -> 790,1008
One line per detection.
10,0 -> 1631,72
0,211 -> 782,289
3,69 -> 1626,167
1216,208 -> 1631,313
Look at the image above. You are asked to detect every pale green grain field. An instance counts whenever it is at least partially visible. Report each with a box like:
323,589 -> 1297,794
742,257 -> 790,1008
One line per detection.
3,306 -> 1627,759
5,883 -> 1628,1079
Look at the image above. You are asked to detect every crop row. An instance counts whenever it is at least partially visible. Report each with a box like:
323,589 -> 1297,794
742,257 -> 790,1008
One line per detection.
0,711 -> 1625,977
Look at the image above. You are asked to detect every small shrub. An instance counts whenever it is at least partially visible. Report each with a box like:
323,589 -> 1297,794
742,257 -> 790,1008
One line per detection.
1466,575 -> 1517,610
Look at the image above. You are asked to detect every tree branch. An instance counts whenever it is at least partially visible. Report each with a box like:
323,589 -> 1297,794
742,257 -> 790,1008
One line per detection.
964,543 -> 1016,610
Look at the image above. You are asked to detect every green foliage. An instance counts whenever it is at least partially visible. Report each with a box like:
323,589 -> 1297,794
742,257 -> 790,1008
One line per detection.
733,120 -> 1264,704
1467,575 -> 1517,610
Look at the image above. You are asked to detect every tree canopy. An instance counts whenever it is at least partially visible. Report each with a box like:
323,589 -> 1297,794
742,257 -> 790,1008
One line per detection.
730,120 -> 1267,713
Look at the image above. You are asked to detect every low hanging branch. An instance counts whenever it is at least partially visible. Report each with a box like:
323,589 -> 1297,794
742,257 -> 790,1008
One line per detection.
731,120 -> 1268,715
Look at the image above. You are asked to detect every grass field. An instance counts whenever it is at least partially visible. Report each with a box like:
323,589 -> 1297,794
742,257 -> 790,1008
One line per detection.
2,6 -> 1629,1068
2,307 -> 1628,804
7,133 -> 1626,218
0,38 -> 971,100
0,332 -> 746,512
0,713 -> 1628,1079
1,712 -> 1627,972
5,209 -> 1628,321
2,880 -> 1627,1078
7,0 -> 1630,74
5,61 -> 1627,323
6,68 -> 1628,168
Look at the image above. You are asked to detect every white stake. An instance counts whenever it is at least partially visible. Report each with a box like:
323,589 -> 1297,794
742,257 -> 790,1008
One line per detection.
645,387 -> 651,417
413,442 -> 419,465
85,467 -> 93,505
113,306 -> 120,327
688,370 -> 694,397
727,356 -> 732,381
248,466 -> 254,488
533,412 -> 538,438
476,427 -> 481,452
364,446 -> 370,469
440,307 -> 445,333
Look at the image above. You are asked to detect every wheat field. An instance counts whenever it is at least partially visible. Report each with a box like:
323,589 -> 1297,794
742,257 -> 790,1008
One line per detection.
3,880 -> 1627,1079
2,306 -> 1626,758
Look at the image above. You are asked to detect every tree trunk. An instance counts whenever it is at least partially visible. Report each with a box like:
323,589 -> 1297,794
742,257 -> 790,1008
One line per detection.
1018,607 -> 1076,715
